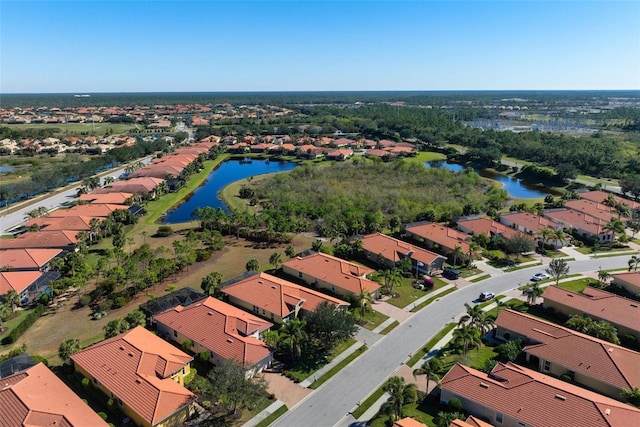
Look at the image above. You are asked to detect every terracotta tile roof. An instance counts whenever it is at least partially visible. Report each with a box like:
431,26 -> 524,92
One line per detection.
394,417 -> 426,427
0,230 -> 78,249
579,190 -> 640,211
0,363 -> 108,427
565,199 -> 623,222
0,271 -> 43,294
282,252 -> 379,295
456,217 -> 520,239
405,222 -> 471,253
71,326 -> 195,426
495,309 -> 640,391
93,177 -> 165,194
0,248 -> 62,270
365,148 -> 394,158
361,233 -> 446,267
499,212 -> 561,234
79,192 -> 133,204
25,215 -> 97,231
542,286 -> 640,334
543,209 -> 606,235
449,416 -> 494,427
440,362 -> 640,427
611,271 -> 640,287
154,297 -> 273,367
221,272 -> 349,318
48,204 -> 126,218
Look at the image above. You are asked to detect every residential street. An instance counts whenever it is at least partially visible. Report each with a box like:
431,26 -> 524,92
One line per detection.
272,256 -> 633,427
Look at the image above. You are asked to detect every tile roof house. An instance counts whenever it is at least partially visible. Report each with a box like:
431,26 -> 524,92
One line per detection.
610,271 -> 640,296
0,271 -> 44,304
0,248 -> 62,271
47,203 -> 127,218
71,326 -> 196,427
404,222 -> 473,255
153,297 -> 274,377
79,192 -> 134,204
565,199 -> 626,222
0,362 -> 109,427
0,230 -> 78,250
220,272 -> 349,324
449,416 -> 495,427
499,212 -> 563,245
579,190 -> 640,212
455,217 -> 520,240
360,233 -> 446,275
495,309 -> 640,400
394,417 -> 427,427
25,215 -> 97,231
542,286 -> 640,340
440,362 -> 640,427
282,252 -> 380,299
543,208 -> 610,242
92,177 -> 165,197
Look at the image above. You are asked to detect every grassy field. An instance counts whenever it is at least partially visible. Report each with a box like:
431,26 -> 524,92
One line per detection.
3,122 -> 138,136
558,278 -> 599,293
385,277 -> 447,309
406,151 -> 447,163
358,310 -> 390,331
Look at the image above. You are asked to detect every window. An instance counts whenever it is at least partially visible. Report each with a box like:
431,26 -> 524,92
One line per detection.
253,305 -> 259,313
567,370 -> 575,380
496,412 -> 504,424
543,360 -> 551,371
298,272 -> 303,279
173,330 -> 177,338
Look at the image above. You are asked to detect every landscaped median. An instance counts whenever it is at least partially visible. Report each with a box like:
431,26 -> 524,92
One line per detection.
409,286 -> 457,313
309,344 -> 367,389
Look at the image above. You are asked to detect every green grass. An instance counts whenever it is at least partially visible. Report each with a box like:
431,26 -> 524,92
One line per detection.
469,274 -> 490,283
576,174 -> 620,187
379,320 -> 399,335
410,287 -> 457,313
352,386 -> 386,419
504,262 -> 543,272
475,294 -> 506,310
309,344 -> 367,389
369,400 -> 439,427
285,338 -> 358,383
576,245 -> 635,255
485,299 -> 527,317
406,151 -> 447,163
407,323 -> 456,367
255,404 -> 288,427
594,252 -> 638,258
0,309 -> 32,339
558,278 -> 599,293
358,310 -> 390,331
384,277 -> 446,309
439,345 -> 498,371
517,273 -> 582,289
3,122 -> 138,137
460,267 -> 483,278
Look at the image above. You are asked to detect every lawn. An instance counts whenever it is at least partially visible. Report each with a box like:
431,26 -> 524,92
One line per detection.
469,274 -> 490,283
369,400 -> 440,427
309,344 -> 367,389
407,323 -> 456,366
379,320 -> 399,335
0,309 -> 32,341
406,151 -> 447,163
285,338 -> 358,383
385,277 -> 447,309
358,310 -> 390,331
575,244 -> 635,255
255,405 -> 288,427
410,287 -> 457,313
558,278 -> 599,293
439,345 -> 497,371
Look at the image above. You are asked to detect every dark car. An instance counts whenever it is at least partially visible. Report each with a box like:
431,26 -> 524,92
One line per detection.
442,268 -> 460,280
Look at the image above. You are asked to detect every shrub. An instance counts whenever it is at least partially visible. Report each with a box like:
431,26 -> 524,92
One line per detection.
199,351 -> 210,362
78,295 -> 91,307
81,377 -> 90,388
448,397 -> 464,412
30,354 -> 48,366
156,225 -> 174,237
1,308 -> 44,345
97,412 -> 107,420
560,374 -> 573,383
196,249 -> 212,262
165,284 -> 176,292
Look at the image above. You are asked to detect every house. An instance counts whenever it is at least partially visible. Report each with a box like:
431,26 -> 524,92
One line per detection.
611,271 -> 640,296
456,217 -> 520,240
499,212 -> 564,247
326,149 -> 353,161
495,309 -> 640,400
71,326 -> 196,427
565,199 -> 626,222
440,362 -> 640,427
25,215 -> 98,232
0,271 -> 47,304
282,252 -> 380,299
394,417 -> 427,427
0,248 -> 62,271
542,286 -> 640,340
0,362 -> 109,427
47,203 -> 128,218
449,417 -> 495,427
0,230 -> 78,250
154,297 -> 274,377
579,190 -> 640,213
92,177 -> 165,197
79,191 -> 134,204
360,233 -> 446,275
404,222 -> 472,255
543,208 -> 610,242
220,272 -> 349,324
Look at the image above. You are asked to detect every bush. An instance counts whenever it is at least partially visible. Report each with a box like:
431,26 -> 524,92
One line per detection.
448,397 -> 463,412
81,377 -> 90,388
156,225 -> 174,237
78,295 -> 91,307
199,351 -> 210,362
196,249 -> 212,262
30,354 -> 48,366
97,412 -> 107,421
1,307 -> 44,345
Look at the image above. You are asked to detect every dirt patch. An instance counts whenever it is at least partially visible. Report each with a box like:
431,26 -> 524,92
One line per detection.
262,371 -> 311,408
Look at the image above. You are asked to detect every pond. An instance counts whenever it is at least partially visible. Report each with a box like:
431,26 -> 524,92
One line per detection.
0,166 -> 15,173
425,160 -> 552,199
163,158 -> 297,223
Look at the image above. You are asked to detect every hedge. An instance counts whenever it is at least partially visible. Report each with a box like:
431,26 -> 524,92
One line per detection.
1,305 -> 44,345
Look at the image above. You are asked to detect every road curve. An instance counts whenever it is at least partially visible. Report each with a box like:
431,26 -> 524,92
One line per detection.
272,256 -> 632,427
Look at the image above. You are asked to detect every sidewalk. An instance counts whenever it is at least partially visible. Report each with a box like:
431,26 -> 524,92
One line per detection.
299,341 -> 366,388
402,284 -> 456,312
243,400 -> 286,427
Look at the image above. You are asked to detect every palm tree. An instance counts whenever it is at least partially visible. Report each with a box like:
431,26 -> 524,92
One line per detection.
621,386 -> 640,407
245,258 -> 260,272
381,376 -> 417,422
464,303 -> 484,325
412,357 -> 443,394
269,252 -> 282,271
603,218 -> 625,244
381,268 -> 402,295
540,227 -> 554,248
280,318 -> 307,363
522,282 -> 544,305
629,255 -> 640,272
450,245 -> 464,268
311,239 -> 323,252
89,218 -> 102,243
553,228 -> 567,247
0,303 -> 12,331
4,290 -> 20,312
467,242 -> 480,269
356,287 -> 373,323
58,338 -> 81,364
452,323 -> 482,357
200,272 -> 223,296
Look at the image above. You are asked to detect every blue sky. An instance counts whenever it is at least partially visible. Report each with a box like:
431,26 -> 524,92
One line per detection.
2,1 -> 639,93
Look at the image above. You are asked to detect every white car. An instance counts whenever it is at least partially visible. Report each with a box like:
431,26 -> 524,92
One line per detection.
478,292 -> 495,302
531,272 -> 550,282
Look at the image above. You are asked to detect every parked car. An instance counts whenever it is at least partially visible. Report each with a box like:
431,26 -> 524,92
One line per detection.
442,268 -> 461,280
531,272 -> 550,282
478,292 -> 495,302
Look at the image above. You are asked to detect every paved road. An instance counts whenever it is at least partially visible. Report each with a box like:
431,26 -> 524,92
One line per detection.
273,256 -> 632,427
0,156 -> 153,234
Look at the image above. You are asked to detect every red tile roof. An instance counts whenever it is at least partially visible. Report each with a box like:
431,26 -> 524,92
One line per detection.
0,363 -> 109,427
282,252 -> 379,295
456,217 -> 520,239
154,297 -> 273,367
394,417 -> 426,427
579,190 -> 640,211
0,230 -> 78,249
71,326 -> 195,426
405,222 -> 471,253
611,271 -> 640,287
25,215 -> 98,231
495,309 -> 640,392
79,192 -> 133,204
542,286 -> 640,334
361,233 -> 446,267
440,362 -> 640,427
499,212 -> 561,234
0,271 -> 42,294
565,199 -> 623,222
543,209 -> 606,235
449,417 -> 494,427
0,248 -> 62,270
47,204 -> 126,218
221,272 -> 349,318
93,177 -> 165,194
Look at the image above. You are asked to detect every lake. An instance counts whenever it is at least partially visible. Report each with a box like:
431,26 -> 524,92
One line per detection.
163,158 -> 296,223
0,166 -> 15,172
425,160 -> 551,199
